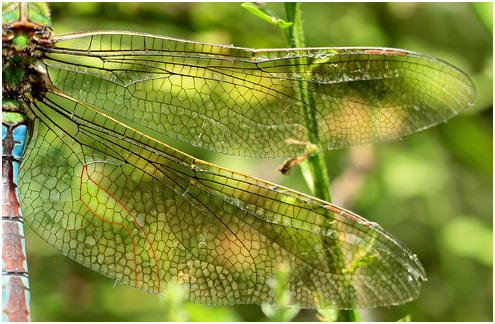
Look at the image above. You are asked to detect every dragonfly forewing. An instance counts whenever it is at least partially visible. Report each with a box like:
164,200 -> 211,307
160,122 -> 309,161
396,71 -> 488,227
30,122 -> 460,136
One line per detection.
41,31 -> 475,158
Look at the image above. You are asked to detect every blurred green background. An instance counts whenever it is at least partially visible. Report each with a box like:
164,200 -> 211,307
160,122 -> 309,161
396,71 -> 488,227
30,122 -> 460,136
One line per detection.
24,2 -> 492,321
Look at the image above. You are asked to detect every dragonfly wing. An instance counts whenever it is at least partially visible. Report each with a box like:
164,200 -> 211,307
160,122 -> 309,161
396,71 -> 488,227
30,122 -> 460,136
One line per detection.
19,94 -> 425,309
44,32 -> 475,158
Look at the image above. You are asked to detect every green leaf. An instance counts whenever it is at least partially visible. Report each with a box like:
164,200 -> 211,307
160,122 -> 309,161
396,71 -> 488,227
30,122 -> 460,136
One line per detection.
397,314 -> 412,322
471,2 -> 492,35
347,253 -> 379,274
241,2 -> 293,29
164,283 -> 188,322
316,309 -> 339,322
261,263 -> 300,321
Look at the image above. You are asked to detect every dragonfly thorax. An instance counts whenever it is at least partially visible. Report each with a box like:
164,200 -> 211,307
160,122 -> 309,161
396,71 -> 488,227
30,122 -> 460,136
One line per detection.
2,23 -> 52,111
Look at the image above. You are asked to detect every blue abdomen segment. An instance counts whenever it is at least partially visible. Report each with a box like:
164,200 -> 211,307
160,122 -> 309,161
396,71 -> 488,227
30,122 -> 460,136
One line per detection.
12,122 -> 27,158
3,121 -> 27,182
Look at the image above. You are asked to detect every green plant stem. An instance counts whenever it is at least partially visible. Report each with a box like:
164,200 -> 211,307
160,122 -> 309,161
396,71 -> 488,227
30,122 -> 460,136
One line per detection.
284,3 -> 359,322
283,3 -> 331,202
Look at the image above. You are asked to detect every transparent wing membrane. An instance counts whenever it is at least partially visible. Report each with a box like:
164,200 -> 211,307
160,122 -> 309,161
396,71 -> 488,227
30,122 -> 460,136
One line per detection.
42,32 -> 475,158
20,92 -> 425,308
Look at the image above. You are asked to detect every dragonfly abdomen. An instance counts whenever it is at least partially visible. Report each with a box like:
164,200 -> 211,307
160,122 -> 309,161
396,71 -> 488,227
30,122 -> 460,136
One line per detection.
2,112 -> 30,322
